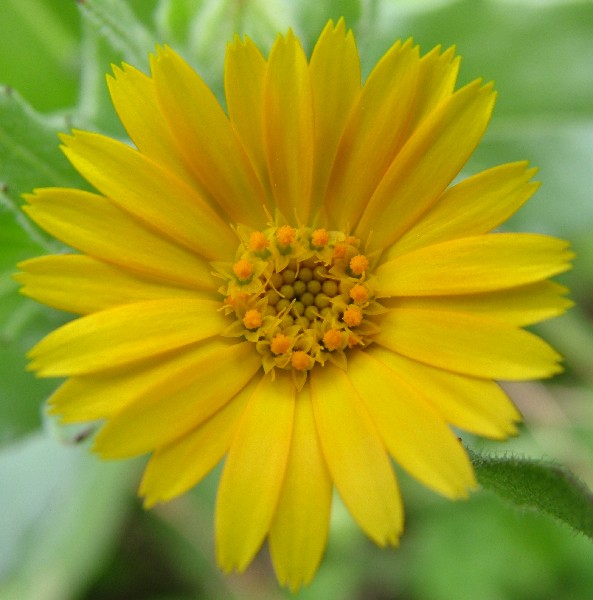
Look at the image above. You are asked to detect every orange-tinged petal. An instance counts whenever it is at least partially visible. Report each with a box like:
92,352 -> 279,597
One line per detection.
93,340 -> 261,457
264,30 -> 314,222
61,131 -> 236,260
385,281 -> 572,327
24,188 -> 214,289
376,307 -> 563,380
17,255 -> 211,315
225,36 -> 270,196
377,234 -> 573,296
348,350 -> 476,498
151,46 -> 267,225
309,19 -> 361,222
269,386 -> 332,591
47,340 -> 242,423
216,372 -> 295,573
356,80 -> 496,251
139,376 -> 258,507
310,364 -> 403,546
28,298 -> 227,376
387,161 -> 539,258
367,347 -> 521,439
325,39 -> 420,231
107,63 -> 198,189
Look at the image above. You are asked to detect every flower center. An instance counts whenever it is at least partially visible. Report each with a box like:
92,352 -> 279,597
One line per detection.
215,221 -> 385,390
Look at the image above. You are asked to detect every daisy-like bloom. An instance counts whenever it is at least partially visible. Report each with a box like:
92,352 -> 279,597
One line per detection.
18,20 -> 572,590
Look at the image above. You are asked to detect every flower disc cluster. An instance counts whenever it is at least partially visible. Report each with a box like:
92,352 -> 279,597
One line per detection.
217,222 -> 384,390
18,19 -> 573,591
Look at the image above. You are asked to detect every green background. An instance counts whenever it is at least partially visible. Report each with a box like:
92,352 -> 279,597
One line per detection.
2,0 -> 593,598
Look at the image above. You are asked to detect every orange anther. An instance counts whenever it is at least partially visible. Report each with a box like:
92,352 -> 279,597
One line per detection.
333,243 -> 347,259
349,254 -> 369,276
343,305 -> 362,327
233,258 -> 253,281
271,333 -> 292,355
248,231 -> 269,252
276,225 -> 296,246
243,309 -> 262,329
291,350 -> 312,371
311,228 -> 329,247
323,328 -> 343,351
349,283 -> 368,305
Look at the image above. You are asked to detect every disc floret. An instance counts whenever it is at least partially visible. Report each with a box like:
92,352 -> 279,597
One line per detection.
215,221 -> 386,390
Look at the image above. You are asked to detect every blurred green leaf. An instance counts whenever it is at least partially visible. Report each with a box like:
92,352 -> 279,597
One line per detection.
0,0 -> 80,111
469,448 -> 593,540
0,428 -> 135,600
78,0 -> 157,68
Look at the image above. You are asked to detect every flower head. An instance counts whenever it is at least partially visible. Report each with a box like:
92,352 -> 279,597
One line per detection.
18,19 -> 573,590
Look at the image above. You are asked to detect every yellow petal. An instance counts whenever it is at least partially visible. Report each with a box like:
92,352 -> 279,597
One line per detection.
367,347 -> 521,439
309,19 -> 361,221
387,161 -> 539,258
269,386 -> 332,592
61,131 -> 236,260
94,340 -> 260,458
28,298 -> 227,376
310,364 -> 403,546
325,39 -> 420,231
406,45 -> 459,131
377,234 -> 573,296
348,350 -> 476,498
47,340 -> 245,423
107,63 -> 198,189
24,188 -> 214,289
356,80 -> 496,251
225,36 -> 270,197
216,372 -> 295,573
385,281 -> 573,327
151,46 -> 267,226
139,376 -> 258,507
264,30 -> 314,223
17,255 -> 211,315
376,307 -> 563,380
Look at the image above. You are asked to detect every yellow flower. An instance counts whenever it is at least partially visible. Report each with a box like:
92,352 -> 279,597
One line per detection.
18,20 -> 573,590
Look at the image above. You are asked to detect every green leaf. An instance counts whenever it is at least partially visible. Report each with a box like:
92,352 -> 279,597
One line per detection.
0,428 -> 135,600
468,448 -> 593,540
0,87 -> 85,203
78,0 -> 157,68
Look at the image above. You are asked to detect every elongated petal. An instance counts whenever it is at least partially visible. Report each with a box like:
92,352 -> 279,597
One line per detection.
28,298 -> 227,376
385,281 -> 572,327
151,46 -> 267,225
225,36 -> 269,196
356,80 -> 496,251
309,19 -> 361,221
310,364 -> 403,546
367,347 -> 521,439
216,373 -> 295,573
388,161 -> 539,258
376,307 -> 563,380
61,131 -> 236,260
94,340 -> 261,457
23,188 -> 214,289
406,46 -> 459,131
264,30 -> 314,222
47,340 -> 244,423
107,63 -> 198,188
269,387 -> 332,591
377,234 -> 573,296
17,255 -> 210,315
139,376 -> 258,507
325,40 -> 420,230
348,350 -> 476,498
